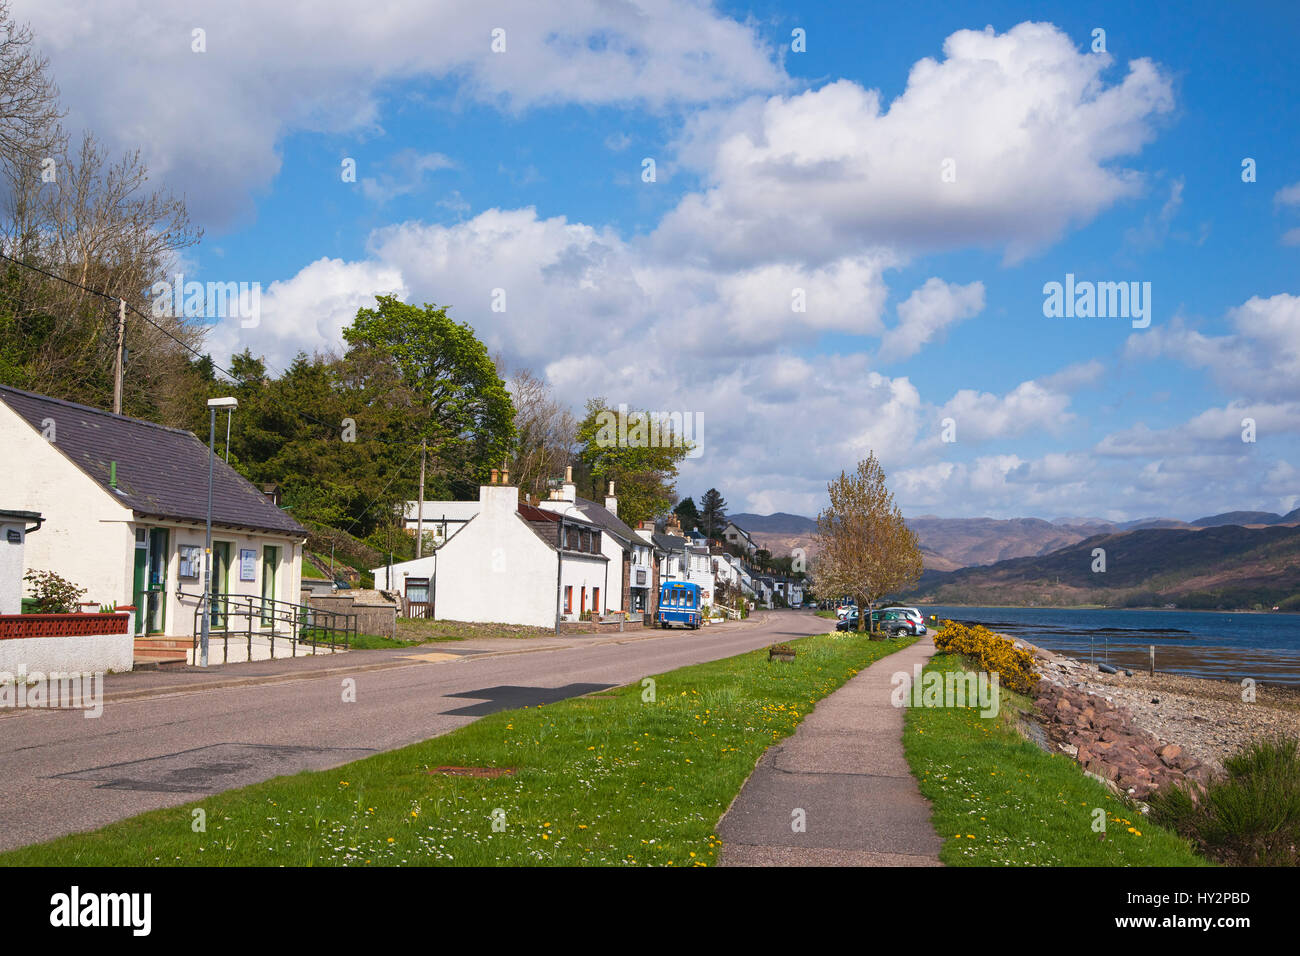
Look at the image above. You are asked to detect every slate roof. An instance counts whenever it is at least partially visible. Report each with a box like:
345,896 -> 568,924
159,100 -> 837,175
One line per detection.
652,533 -> 688,553
570,496 -> 644,548
0,385 -> 308,537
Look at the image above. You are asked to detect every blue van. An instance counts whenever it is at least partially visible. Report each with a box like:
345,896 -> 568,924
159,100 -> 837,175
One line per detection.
658,581 -> 702,629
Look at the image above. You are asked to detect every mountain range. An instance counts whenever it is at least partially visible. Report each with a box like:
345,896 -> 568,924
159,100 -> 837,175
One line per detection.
729,509 -> 1300,575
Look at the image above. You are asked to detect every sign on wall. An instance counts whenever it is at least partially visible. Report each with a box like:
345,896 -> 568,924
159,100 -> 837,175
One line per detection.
178,545 -> 202,579
239,548 -> 257,582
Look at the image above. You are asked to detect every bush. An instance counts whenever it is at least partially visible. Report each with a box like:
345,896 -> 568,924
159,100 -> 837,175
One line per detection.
932,620 -> 1040,694
1148,734 -> 1300,866
22,570 -> 87,614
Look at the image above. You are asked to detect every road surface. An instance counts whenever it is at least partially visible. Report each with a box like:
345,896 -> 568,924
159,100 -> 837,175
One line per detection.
0,610 -> 828,852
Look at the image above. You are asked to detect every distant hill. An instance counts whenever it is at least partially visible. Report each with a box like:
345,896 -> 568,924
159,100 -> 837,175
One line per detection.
728,508 -> 1300,579
904,524 -> 1300,610
1192,511 -> 1287,527
729,512 -> 817,535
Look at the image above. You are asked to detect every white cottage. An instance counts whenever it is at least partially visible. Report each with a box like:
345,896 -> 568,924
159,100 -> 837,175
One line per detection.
0,385 -> 309,663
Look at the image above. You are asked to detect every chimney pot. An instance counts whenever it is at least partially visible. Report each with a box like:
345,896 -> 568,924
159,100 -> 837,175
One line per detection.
489,468 -> 499,485
565,465 -> 572,482
501,468 -> 509,484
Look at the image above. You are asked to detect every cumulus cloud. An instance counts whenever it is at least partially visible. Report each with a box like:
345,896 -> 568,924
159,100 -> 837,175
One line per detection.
880,277 -> 984,361
655,21 -> 1174,268
1124,293 -> 1300,400
16,0 -> 784,224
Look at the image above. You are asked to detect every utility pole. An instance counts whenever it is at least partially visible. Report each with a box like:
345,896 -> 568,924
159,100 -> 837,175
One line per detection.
112,299 -> 126,414
416,439 -> 426,559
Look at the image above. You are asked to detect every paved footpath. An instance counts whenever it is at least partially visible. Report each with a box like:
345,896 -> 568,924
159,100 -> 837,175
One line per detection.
718,635 -> 943,866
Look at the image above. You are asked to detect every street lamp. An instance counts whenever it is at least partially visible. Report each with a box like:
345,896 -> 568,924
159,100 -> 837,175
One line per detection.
201,396 -> 238,667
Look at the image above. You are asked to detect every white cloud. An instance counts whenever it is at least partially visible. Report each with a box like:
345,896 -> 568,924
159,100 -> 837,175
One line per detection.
16,0 -> 784,224
655,22 -> 1174,268
880,277 -> 984,361
1274,182 -> 1300,207
1125,293 -> 1300,400
206,257 -> 406,370
359,150 -> 456,204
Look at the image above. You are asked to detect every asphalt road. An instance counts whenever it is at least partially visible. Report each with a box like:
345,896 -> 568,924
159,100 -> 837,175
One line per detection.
0,610 -> 828,852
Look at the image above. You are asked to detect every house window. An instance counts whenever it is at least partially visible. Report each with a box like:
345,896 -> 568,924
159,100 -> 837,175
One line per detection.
564,586 -> 573,614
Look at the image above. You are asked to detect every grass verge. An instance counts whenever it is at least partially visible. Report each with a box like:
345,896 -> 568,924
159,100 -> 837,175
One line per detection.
2,631 -> 914,867
902,651 -> 1208,866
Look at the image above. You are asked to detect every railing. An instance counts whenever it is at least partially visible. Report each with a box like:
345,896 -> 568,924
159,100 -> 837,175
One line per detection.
183,591 -> 357,664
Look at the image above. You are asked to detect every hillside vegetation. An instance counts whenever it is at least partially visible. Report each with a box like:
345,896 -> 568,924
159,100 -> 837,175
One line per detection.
906,524 -> 1300,610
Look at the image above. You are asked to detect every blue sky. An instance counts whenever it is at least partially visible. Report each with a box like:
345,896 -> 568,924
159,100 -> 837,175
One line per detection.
20,0 -> 1300,521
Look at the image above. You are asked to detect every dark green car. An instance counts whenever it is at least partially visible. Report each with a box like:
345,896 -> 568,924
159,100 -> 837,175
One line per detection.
835,608 -> 916,635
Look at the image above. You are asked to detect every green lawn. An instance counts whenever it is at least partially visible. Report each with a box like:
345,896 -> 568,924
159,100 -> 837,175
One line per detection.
2,631 -> 914,867
902,651 -> 1208,866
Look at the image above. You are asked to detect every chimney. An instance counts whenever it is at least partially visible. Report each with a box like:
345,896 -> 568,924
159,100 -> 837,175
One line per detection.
604,480 -> 617,518
501,467 -> 509,484
489,468 -> 499,485
562,464 -> 575,503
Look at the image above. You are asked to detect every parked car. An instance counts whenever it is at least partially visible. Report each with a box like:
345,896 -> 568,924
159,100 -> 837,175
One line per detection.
880,605 -> 927,635
835,607 -> 919,636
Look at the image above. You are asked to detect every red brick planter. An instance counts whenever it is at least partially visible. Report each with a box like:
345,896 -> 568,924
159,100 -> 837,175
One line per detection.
0,613 -> 130,639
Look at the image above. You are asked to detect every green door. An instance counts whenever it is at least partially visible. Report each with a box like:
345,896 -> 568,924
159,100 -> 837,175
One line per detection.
210,542 -> 231,627
132,529 -> 148,634
261,546 -> 279,625
146,528 -> 169,632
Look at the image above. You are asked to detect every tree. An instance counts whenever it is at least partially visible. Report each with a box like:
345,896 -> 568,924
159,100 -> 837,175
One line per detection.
506,367 -> 576,502
343,296 -> 515,499
575,398 -> 692,526
673,496 -> 700,532
812,453 -> 922,633
699,488 -> 728,539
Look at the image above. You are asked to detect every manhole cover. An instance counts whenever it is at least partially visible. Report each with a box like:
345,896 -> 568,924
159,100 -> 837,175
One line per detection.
428,766 -> 516,778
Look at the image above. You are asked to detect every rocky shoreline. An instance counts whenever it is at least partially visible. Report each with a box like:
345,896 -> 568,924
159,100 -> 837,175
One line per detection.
1018,638 -> 1300,799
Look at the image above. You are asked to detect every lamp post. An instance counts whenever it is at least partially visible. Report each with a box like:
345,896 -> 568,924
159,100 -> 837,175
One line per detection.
201,396 -> 238,667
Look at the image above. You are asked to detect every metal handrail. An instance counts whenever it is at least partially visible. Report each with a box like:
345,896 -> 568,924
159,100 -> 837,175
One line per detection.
178,589 -> 357,664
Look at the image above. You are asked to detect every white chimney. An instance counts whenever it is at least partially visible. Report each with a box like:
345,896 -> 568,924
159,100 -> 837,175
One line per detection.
604,481 -> 617,517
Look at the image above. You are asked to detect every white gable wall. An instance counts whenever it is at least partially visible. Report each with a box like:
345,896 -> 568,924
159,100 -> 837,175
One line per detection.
434,485 -> 558,628
0,401 -> 134,608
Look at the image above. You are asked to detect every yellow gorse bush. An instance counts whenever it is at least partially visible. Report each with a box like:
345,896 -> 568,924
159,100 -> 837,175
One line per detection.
932,620 -> 1040,695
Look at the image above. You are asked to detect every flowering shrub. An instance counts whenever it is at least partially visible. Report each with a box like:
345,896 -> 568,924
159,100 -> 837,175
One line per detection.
22,569 -> 87,614
932,620 -> 1039,695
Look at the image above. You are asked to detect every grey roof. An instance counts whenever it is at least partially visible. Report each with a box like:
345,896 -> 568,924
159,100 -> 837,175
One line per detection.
571,496 -> 645,548
0,385 -> 308,537
652,533 -> 688,552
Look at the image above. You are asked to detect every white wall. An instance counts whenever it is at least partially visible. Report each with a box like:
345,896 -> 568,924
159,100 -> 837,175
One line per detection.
0,402 -> 135,610
168,525 -> 305,637
434,485 -> 560,628
0,518 -> 27,614
0,628 -> 134,675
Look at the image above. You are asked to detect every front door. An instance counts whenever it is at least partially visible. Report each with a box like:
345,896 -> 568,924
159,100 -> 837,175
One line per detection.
132,530 -> 148,634
261,546 -> 279,625
210,542 -> 231,627
146,528 -> 169,632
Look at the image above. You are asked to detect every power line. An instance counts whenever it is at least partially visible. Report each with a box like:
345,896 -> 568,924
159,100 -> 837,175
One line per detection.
0,248 -> 241,383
